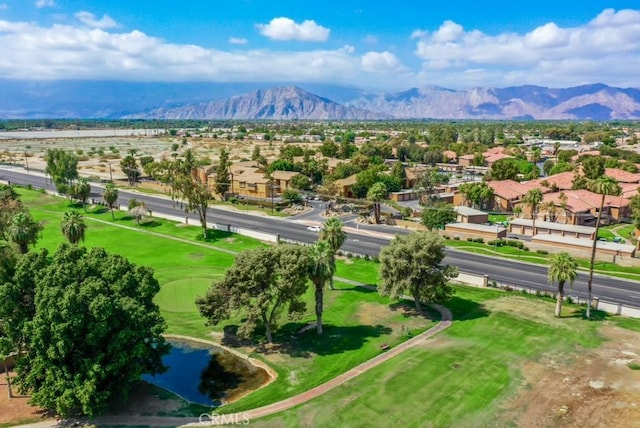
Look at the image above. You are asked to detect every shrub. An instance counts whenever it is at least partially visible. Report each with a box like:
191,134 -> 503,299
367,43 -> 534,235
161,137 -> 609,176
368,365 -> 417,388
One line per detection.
453,236 -> 460,241
490,280 -> 498,288
523,247 -> 530,251
372,256 -> 380,263
466,237 -> 474,242
536,249 -> 549,255
474,238 -> 484,243
628,362 -> 640,370
505,286 -> 514,292
346,252 -> 353,258
565,295 -> 573,304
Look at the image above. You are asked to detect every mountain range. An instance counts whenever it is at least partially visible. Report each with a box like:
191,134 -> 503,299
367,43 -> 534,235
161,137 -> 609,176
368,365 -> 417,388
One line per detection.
1,80 -> 639,120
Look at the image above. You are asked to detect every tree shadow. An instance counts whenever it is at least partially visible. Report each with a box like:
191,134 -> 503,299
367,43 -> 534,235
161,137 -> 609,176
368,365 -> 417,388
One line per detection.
198,229 -> 234,243
266,324 -> 393,358
388,301 -> 441,322
140,219 -> 161,228
198,354 -> 244,402
220,325 -> 255,348
567,306 -> 611,321
445,296 -> 490,321
90,206 -> 108,215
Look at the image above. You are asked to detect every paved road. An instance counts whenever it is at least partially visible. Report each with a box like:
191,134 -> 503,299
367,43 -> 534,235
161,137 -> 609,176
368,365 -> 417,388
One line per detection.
2,166 -> 640,308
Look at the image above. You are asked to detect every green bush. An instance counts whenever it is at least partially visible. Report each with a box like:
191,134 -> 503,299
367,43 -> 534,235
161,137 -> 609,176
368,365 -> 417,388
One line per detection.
628,362 -> 640,370
466,237 -> 474,242
523,247 -> 530,251
453,236 -> 460,241
473,238 -> 484,243
536,249 -> 548,255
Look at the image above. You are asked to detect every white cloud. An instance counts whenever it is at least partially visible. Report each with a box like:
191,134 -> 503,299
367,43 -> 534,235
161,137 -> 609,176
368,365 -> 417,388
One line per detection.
411,8 -> 640,88
361,51 -> 403,73
35,0 -> 55,8
0,18 -> 402,87
256,17 -> 330,42
229,37 -> 247,45
75,11 -> 118,29
0,8 -> 638,90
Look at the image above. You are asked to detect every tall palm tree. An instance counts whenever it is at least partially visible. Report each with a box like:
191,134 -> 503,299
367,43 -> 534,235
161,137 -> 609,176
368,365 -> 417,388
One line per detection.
73,178 -> 91,211
308,240 -> 335,335
585,176 -> 621,319
522,188 -> 544,236
60,210 -> 87,245
8,211 -> 41,254
102,183 -> 119,220
548,251 -> 578,317
319,217 -> 346,290
367,182 -> 387,224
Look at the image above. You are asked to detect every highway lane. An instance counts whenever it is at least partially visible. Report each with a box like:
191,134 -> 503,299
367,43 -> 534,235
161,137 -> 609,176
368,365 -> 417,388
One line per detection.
2,166 -> 640,307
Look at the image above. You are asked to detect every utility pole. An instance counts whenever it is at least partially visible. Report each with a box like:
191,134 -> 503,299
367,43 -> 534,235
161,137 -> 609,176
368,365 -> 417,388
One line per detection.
24,153 -> 29,173
109,163 -> 113,182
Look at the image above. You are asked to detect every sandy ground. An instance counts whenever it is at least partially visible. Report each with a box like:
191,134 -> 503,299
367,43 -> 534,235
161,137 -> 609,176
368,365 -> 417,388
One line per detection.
0,135 -> 309,182
0,371 -> 49,426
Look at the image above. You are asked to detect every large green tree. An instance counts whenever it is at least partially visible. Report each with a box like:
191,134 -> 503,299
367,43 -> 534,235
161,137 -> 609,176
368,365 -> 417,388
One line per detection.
585,176 -> 621,319
488,158 -> 520,181
120,155 -> 140,187
319,217 -> 346,290
581,156 -> 605,180
196,245 -> 309,343
11,244 -> 169,417
378,232 -> 458,315
60,210 -> 87,245
8,211 -> 41,254
458,181 -> 494,209
308,240 -> 335,334
421,202 -> 457,231
44,149 -> 78,190
548,251 -> 578,317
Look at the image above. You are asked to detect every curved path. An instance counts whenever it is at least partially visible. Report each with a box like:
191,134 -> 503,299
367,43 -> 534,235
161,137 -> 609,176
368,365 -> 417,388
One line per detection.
17,298 -> 452,428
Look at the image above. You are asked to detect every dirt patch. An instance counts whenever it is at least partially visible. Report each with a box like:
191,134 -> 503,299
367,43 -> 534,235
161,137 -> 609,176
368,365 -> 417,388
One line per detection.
484,295 -> 583,329
497,325 -> 640,427
0,371 -> 52,426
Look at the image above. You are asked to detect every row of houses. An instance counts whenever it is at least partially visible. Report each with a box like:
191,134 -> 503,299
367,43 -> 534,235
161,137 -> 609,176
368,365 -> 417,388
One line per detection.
475,168 -> 640,226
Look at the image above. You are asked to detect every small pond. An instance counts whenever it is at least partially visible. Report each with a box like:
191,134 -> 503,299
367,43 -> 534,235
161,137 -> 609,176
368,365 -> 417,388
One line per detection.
142,338 -> 270,406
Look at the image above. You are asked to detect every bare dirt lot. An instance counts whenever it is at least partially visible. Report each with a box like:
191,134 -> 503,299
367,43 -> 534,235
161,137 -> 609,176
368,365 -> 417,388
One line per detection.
0,133 -> 300,182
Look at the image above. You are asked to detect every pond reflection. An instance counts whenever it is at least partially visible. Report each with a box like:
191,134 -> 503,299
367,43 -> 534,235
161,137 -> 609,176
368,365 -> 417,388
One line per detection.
142,338 -> 268,406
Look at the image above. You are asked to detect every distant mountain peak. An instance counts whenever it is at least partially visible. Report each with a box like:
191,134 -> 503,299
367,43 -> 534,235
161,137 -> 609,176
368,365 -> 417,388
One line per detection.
127,85 -> 388,120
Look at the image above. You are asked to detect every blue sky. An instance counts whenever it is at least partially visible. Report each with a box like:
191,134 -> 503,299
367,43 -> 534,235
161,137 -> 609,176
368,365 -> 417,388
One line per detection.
0,1 -> 639,89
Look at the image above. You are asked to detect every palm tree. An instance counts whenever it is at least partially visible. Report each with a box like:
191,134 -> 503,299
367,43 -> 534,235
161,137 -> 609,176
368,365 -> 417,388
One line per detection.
319,217 -> 346,290
558,192 -> 569,224
548,252 -> 578,317
102,183 -> 119,220
367,182 -> 387,224
73,178 -> 91,211
60,210 -> 87,245
8,211 -> 41,254
307,240 -> 335,335
522,188 -> 544,236
585,176 -> 621,319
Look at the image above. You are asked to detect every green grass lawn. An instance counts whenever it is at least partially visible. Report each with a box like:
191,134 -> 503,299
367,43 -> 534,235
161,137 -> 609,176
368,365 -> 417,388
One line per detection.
15,188 -> 439,415
250,287 -> 620,427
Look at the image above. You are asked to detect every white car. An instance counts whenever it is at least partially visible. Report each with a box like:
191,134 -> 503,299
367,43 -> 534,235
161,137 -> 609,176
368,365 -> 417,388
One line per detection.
306,225 -> 323,232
